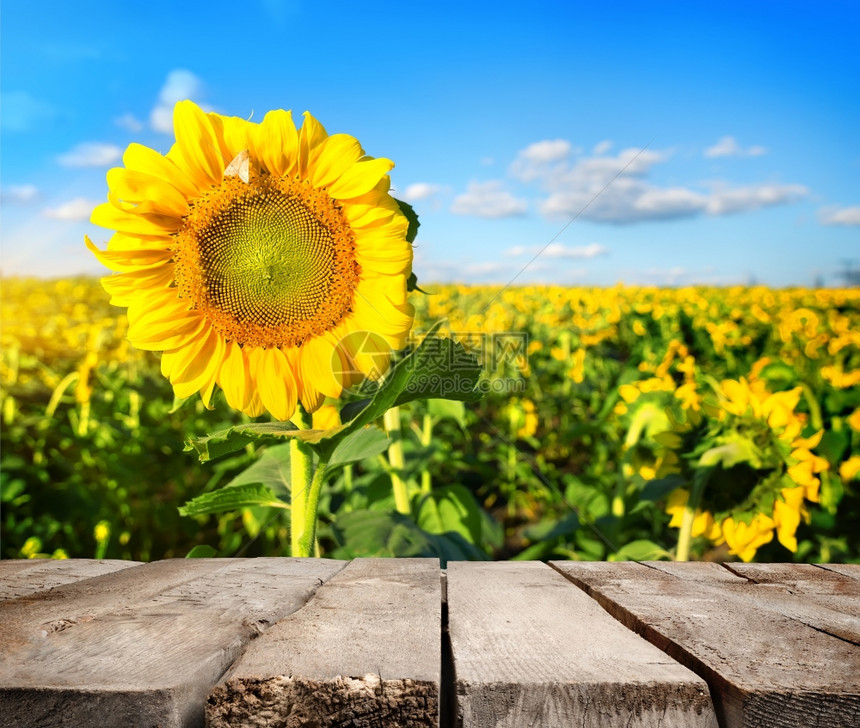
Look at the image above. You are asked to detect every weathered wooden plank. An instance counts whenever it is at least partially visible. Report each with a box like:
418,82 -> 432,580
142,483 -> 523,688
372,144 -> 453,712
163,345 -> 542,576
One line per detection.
643,560 -> 748,583
725,562 -> 860,626
817,563 -> 860,580
646,561 -> 860,639
447,561 -> 718,728
0,559 -> 142,600
726,562 -> 860,591
554,561 -> 860,728
206,558 -> 441,728
0,558 -> 344,728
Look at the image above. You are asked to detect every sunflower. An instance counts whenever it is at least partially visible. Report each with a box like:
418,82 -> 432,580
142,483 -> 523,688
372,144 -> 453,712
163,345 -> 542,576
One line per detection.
87,101 -> 414,421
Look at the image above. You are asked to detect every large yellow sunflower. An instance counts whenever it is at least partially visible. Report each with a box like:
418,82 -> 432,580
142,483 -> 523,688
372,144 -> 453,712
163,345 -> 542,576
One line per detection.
87,101 -> 414,421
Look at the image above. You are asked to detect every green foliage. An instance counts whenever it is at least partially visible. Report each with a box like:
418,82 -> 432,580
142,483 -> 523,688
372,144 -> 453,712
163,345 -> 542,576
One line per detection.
2,279 -> 858,563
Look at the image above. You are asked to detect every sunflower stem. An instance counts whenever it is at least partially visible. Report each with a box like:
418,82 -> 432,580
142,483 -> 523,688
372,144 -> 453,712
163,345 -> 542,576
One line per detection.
420,412 -> 433,495
676,477 -> 706,562
297,459 -> 330,557
384,406 -> 411,515
290,407 -> 313,557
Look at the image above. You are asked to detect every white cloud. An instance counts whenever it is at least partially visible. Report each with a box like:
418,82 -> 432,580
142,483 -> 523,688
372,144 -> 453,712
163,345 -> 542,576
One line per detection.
115,112 -> 144,132
505,242 -> 608,259
634,187 -> 707,217
151,70 -> 205,133
42,198 -> 100,221
819,205 -> 860,226
1,184 -> 39,204
515,143 -> 805,224
519,139 -> 572,164
400,183 -> 442,202
57,142 -> 122,167
593,139 -> 612,155
705,135 -> 767,158
510,139 -> 576,182
544,242 -> 608,259
706,184 -> 807,215
451,181 -> 528,218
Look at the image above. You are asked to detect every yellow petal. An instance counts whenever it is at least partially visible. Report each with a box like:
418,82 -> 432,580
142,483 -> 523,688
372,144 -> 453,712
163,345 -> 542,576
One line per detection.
255,109 -> 298,178
91,203 -> 181,237
298,111 -> 328,178
86,236 -> 173,272
123,143 -> 199,199
106,168 -> 189,217
328,158 -> 395,200
218,341 -> 251,411
107,232 -> 173,251
256,347 -> 297,421
301,335 -> 344,399
792,430 -> 824,450
126,291 -> 205,350
773,487 -> 805,552
172,100 -> 224,188
839,456 -> 860,482
161,326 -> 217,392
312,405 -> 341,430
172,329 -> 225,401
343,185 -> 401,227
100,266 -> 174,306
206,112 -> 252,164
339,327 -> 392,380
356,250 -> 412,277
310,133 -> 364,189
351,293 -> 415,349
243,390 -> 266,418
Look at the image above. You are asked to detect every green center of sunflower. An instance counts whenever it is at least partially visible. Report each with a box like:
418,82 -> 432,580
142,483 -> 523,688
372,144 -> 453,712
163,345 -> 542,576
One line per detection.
174,174 -> 360,349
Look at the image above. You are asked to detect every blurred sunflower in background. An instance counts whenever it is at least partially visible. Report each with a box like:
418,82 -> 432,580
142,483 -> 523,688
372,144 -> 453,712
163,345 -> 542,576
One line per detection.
87,100 -> 414,421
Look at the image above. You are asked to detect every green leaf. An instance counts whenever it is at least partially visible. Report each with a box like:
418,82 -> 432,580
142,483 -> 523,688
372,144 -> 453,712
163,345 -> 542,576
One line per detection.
185,545 -> 217,558
330,508 -> 487,565
393,336 -> 483,406
819,470 -> 844,513
169,394 -> 193,414
611,539 -> 671,561
224,443 -> 292,495
328,426 -> 390,469
395,198 -> 420,244
640,474 -> 687,502
758,362 -> 798,388
417,484 -> 486,545
186,421 -> 298,462
698,436 -> 761,469
522,512 -> 580,542
427,398 -> 467,428
406,272 -> 429,294
818,424 -> 849,464
178,484 -> 289,517
187,325 -> 482,463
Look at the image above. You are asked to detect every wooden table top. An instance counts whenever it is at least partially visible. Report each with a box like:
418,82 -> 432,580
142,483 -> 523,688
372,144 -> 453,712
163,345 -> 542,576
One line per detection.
1,558 -> 857,728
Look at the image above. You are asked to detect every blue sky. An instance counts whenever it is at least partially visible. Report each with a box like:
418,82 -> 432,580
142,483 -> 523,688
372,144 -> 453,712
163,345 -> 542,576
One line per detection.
2,0 -> 858,286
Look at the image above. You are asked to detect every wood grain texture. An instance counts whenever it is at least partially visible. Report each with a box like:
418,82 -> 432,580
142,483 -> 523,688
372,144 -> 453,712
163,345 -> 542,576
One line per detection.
0,558 -> 344,728
447,561 -> 717,728
206,558 -> 441,728
0,559 -> 142,600
817,563 -> 860,580
648,561 -> 860,640
553,561 -> 860,728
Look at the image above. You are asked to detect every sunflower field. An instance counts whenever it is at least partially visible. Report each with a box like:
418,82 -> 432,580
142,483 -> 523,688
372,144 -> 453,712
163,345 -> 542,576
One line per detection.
2,277 -> 859,563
